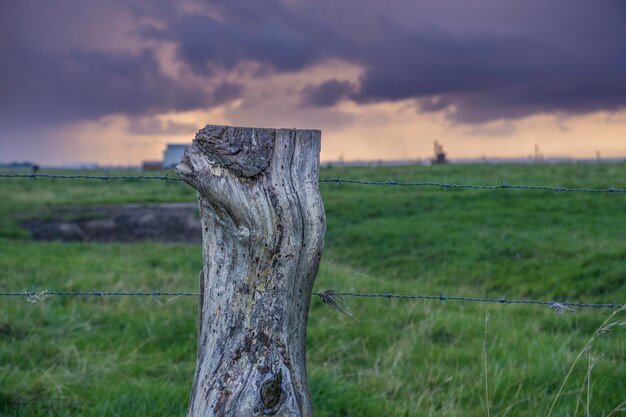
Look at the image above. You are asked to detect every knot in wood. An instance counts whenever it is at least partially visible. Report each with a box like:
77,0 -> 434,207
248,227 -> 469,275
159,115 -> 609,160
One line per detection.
194,124 -> 274,178
260,370 -> 283,411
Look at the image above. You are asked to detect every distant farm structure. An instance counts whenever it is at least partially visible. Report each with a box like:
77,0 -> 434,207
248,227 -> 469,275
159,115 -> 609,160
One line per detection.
141,144 -> 186,171
142,161 -> 163,171
433,141 -> 447,164
163,144 -> 186,168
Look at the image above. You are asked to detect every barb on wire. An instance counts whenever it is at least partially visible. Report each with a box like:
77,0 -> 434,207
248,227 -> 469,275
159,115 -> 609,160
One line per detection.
319,178 -> 626,193
0,173 -> 624,193
25,290 -> 49,304
316,289 -> 356,320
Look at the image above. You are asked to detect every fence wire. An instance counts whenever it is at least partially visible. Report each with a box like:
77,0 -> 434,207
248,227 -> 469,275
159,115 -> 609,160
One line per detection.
1,171 -> 624,314
0,173 -> 624,193
0,289 -> 622,313
316,291 -> 624,313
319,178 -> 626,193
0,173 -> 182,182
0,290 -> 196,297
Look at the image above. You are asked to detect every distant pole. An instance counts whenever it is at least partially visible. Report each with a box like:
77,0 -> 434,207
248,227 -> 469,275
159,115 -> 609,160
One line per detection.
176,125 -> 325,417
596,151 -> 602,163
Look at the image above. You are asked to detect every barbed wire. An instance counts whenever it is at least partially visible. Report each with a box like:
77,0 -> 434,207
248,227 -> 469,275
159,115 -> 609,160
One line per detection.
319,178 -> 626,193
0,290 -> 196,298
0,173 -> 182,182
317,291 -> 624,313
0,173 -> 624,193
0,289 -> 622,313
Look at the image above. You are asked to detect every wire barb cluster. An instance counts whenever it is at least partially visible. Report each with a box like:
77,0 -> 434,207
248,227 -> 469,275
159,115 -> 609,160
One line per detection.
0,173 -> 624,193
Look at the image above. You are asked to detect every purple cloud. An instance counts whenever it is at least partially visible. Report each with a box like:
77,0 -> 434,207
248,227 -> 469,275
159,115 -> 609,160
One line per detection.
2,0 -> 625,129
302,80 -> 356,107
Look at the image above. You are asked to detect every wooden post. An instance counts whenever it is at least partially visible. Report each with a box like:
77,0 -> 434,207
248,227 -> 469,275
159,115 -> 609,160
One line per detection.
176,124 -> 325,417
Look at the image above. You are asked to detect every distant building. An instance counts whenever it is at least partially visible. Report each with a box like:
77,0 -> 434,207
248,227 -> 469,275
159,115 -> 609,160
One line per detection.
163,144 -> 186,168
142,160 -> 163,171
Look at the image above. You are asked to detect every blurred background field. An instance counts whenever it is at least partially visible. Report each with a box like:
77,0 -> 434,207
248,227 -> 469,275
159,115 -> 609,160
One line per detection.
0,162 -> 625,417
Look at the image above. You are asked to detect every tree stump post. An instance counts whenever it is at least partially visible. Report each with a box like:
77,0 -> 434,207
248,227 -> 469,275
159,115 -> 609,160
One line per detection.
176,124 -> 325,417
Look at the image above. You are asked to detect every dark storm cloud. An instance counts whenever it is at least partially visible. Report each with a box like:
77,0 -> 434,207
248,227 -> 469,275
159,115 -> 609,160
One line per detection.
348,16 -> 626,122
212,81 -> 244,103
153,0 -> 626,122
3,0 -> 626,128
302,80 -> 356,107
0,0 -> 237,130
0,44 -> 212,127
161,2 -> 337,75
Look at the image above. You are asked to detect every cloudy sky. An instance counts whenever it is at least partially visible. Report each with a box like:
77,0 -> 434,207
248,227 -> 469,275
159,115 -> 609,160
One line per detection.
1,0 -> 625,165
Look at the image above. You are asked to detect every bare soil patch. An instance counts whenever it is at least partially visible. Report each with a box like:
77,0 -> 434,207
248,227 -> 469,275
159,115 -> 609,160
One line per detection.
22,203 -> 201,243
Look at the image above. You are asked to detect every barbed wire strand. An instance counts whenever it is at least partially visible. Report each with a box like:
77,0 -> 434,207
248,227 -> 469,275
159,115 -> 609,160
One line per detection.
0,173 -> 182,182
318,291 -> 623,313
319,178 -> 625,193
0,173 -> 624,193
0,290 -> 196,297
0,289 -> 622,313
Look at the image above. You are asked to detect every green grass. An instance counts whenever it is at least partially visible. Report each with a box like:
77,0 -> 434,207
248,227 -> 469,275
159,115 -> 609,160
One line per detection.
0,163 -> 625,416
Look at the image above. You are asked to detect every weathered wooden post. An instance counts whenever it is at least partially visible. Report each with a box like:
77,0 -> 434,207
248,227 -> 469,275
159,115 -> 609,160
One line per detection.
176,124 -> 325,416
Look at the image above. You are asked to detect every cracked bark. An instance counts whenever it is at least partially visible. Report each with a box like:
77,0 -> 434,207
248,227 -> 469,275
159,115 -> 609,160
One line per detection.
176,124 -> 325,417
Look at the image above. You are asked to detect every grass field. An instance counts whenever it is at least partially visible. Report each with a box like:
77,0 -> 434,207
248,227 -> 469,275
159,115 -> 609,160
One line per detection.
1,162 -> 625,417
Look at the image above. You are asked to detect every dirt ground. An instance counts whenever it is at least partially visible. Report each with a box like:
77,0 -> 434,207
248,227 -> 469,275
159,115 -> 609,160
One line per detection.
21,203 -> 201,243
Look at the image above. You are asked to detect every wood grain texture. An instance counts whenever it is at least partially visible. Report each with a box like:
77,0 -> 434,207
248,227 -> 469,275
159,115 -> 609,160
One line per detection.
176,125 -> 325,417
